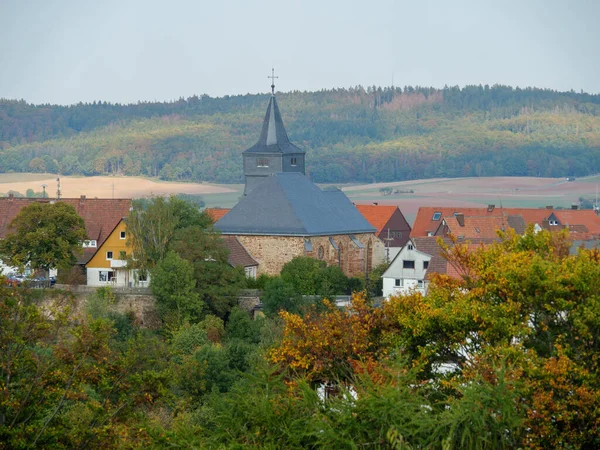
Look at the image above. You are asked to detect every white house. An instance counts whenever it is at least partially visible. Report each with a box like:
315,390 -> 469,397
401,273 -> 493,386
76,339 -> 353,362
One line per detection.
381,239 -> 432,298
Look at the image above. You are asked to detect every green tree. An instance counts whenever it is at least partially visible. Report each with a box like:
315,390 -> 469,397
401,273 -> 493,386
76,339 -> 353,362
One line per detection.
0,202 -> 87,275
151,251 -> 202,327
280,256 -> 327,295
262,277 -> 304,317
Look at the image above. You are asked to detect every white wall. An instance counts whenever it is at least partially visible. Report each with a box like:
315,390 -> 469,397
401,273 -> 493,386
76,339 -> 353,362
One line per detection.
86,268 -> 150,288
382,241 -> 431,299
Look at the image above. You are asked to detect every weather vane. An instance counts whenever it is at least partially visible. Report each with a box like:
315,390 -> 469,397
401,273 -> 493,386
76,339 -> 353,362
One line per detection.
268,68 -> 278,96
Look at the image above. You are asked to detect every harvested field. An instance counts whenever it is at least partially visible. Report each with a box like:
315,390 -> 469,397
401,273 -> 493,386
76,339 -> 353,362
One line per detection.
0,174 -> 235,199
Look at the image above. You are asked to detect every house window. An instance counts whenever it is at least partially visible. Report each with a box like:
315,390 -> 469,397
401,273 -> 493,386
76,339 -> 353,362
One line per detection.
106,251 -> 113,260
395,231 -> 402,239
257,158 -> 269,167
99,271 -> 115,282
417,279 -> 424,288
423,260 -> 429,270
137,271 -> 148,282
403,260 -> 415,269
394,278 -> 403,287
291,157 -> 297,166
407,244 -> 414,250
432,212 -> 442,220
82,240 -> 97,248
119,251 -> 127,260
120,231 -> 126,239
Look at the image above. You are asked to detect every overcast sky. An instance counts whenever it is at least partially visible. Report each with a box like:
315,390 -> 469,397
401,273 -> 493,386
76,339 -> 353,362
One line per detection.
1,0 -> 598,105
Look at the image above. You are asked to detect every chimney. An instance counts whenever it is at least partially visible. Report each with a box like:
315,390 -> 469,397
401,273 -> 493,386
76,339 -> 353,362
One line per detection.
80,195 -> 86,203
546,205 -> 553,210
456,213 -> 465,227
8,192 -> 14,201
487,204 -> 495,212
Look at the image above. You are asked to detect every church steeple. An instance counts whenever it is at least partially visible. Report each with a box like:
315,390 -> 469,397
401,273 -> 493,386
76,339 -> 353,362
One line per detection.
242,70 -> 306,195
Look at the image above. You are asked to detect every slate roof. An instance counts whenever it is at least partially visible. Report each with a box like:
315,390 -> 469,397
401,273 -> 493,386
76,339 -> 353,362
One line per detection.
354,205 -> 399,234
0,196 -> 132,265
243,95 -> 304,154
412,206 -> 600,239
215,173 -> 376,236
221,236 -> 258,268
205,208 -> 231,222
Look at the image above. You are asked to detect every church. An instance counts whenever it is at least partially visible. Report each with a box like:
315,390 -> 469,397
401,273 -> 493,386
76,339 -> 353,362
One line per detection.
214,78 -> 385,277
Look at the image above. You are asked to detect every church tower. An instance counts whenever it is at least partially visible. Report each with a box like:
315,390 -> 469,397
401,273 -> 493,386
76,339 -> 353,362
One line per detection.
243,70 -> 305,195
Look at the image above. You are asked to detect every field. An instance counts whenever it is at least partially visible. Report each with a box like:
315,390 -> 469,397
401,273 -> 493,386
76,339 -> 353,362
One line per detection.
0,174 -> 235,198
2,174 -> 599,226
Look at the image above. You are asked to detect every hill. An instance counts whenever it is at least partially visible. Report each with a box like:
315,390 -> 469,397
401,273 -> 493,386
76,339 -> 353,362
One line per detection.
1,85 -> 600,183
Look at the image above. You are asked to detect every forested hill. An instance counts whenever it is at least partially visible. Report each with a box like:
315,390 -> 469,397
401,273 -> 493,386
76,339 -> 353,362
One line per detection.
2,85 -> 600,183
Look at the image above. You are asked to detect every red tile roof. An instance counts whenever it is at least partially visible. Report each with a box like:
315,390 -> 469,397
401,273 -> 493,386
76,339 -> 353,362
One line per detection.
205,208 -> 230,222
438,216 -> 509,239
412,206 -> 600,239
354,204 -> 399,234
221,236 -> 258,268
0,196 -> 132,264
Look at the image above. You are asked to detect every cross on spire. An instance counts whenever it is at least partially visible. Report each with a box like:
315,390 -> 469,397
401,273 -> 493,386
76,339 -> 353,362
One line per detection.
268,68 -> 278,96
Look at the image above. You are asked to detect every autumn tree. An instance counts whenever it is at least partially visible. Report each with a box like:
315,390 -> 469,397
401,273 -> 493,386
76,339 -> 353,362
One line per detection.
0,201 -> 87,275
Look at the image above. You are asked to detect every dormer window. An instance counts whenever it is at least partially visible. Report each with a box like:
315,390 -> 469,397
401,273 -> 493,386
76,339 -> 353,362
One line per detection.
432,212 -> 442,220
549,220 -> 559,226
257,158 -> 269,167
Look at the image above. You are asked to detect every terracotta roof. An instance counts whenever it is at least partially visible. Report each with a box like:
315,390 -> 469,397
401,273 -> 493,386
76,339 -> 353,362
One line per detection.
221,236 -> 258,268
438,216 -> 513,239
354,204 -> 399,234
205,208 -> 231,222
0,196 -> 132,265
412,206 -> 600,239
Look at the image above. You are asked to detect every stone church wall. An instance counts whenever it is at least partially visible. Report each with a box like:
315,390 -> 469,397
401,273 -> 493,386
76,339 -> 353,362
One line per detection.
236,233 -> 385,277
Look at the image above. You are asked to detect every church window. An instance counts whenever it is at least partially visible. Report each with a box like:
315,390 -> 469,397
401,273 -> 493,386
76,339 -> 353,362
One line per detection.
257,158 -> 269,167
403,260 -> 415,269
432,212 -> 442,220
291,157 -> 297,166
318,246 -> 324,259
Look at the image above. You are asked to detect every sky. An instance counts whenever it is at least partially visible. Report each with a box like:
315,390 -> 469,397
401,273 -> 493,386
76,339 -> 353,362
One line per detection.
1,0 -> 599,105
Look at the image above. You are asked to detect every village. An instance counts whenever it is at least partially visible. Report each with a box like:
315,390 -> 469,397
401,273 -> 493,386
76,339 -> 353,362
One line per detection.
2,88 -> 600,305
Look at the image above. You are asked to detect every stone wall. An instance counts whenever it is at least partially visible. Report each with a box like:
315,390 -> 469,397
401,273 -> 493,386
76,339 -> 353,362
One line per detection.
237,233 -> 385,277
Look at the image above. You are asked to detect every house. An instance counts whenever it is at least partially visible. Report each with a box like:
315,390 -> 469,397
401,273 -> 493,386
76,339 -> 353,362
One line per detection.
214,84 -> 385,277
354,204 -> 412,261
412,205 -> 600,240
84,218 -> 149,287
222,235 -> 259,278
381,239 -> 432,297
382,236 -> 494,298
0,195 -> 132,280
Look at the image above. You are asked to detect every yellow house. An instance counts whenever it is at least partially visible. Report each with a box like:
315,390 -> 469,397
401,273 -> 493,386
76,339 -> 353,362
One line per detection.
85,219 -> 148,287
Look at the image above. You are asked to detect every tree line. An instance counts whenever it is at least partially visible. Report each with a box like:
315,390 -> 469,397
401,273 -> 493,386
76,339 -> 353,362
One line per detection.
1,85 -> 600,183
